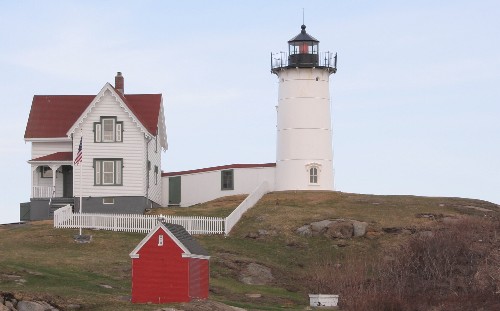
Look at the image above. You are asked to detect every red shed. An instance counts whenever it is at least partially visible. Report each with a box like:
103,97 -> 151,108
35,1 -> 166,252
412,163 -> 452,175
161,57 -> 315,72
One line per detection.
129,221 -> 210,303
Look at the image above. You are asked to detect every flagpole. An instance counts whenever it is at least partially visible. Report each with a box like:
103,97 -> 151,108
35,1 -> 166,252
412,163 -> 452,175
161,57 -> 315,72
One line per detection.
79,131 -> 83,236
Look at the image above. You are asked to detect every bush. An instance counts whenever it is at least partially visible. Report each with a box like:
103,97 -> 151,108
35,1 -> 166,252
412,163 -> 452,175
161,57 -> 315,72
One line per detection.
305,216 -> 500,311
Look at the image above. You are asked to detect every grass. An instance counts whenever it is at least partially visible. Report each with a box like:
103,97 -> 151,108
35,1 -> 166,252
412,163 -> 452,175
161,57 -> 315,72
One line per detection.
1,192 -> 498,310
145,194 -> 246,217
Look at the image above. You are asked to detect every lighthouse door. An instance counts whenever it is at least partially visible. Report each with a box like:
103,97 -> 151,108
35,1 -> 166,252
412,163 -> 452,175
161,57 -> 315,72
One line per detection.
168,176 -> 181,206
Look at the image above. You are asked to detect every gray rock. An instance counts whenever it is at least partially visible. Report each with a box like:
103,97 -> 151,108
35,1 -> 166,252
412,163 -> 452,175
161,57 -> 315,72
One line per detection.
296,225 -> 312,237
240,263 -> 274,285
4,301 -> 14,310
325,221 -> 353,239
0,296 -> 4,305
352,221 -> 368,237
0,303 -> 9,311
310,220 -> 332,234
18,301 -> 58,311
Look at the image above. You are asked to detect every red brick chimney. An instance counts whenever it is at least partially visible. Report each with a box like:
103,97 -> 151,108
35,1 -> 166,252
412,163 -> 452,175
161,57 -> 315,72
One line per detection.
115,72 -> 124,94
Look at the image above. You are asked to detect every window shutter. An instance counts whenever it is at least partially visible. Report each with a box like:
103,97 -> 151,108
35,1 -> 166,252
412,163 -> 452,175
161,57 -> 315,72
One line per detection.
95,161 -> 101,185
95,124 -> 102,142
116,123 -> 122,142
116,160 -> 122,185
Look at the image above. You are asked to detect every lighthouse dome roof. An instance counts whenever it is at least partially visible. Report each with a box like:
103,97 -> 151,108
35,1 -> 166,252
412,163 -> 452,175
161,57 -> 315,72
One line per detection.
288,25 -> 319,43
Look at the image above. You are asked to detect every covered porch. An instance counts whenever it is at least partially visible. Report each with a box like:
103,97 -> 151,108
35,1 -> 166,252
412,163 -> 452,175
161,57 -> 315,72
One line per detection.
29,152 -> 74,199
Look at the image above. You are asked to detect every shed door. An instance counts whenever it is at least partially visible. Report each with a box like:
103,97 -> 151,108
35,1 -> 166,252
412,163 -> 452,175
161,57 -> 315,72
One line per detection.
169,176 -> 181,206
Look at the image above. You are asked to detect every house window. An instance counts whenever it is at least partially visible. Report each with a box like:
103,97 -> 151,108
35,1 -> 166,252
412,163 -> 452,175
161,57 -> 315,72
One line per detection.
158,234 -> 164,246
94,159 -> 123,186
103,197 -> 115,204
309,167 -> 318,184
221,169 -> 234,190
154,166 -> 159,185
40,166 -> 54,178
94,117 -> 123,143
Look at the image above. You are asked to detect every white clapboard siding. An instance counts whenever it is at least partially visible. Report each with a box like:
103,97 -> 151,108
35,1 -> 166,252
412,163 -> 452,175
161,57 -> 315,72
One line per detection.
31,141 -> 72,159
146,135 -> 162,205
73,91 -> 148,198
54,205 -> 225,235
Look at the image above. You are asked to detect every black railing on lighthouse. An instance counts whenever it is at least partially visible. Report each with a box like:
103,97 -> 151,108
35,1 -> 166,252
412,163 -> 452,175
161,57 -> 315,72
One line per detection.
271,51 -> 337,74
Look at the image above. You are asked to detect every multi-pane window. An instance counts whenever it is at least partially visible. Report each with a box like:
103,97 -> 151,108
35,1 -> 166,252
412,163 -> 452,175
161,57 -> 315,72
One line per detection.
94,117 -> 123,142
221,169 -> 234,190
94,159 -> 123,185
309,167 -> 318,184
40,166 -> 54,178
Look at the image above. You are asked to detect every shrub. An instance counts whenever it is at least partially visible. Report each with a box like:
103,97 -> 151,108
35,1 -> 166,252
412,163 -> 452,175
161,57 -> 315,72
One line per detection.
305,216 -> 500,311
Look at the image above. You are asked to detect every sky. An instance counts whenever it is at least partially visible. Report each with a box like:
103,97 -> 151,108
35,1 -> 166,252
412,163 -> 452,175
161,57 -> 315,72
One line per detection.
0,0 -> 499,224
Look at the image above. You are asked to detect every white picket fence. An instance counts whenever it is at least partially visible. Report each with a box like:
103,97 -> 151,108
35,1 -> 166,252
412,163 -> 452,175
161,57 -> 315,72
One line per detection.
53,181 -> 270,235
54,205 -> 225,235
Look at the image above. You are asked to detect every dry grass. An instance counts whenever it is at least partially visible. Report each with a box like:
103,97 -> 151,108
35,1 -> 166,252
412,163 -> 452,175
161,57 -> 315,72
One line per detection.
146,195 -> 246,217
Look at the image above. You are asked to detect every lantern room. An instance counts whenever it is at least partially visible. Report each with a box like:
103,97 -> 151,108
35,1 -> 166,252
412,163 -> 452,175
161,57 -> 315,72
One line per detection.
288,24 -> 319,67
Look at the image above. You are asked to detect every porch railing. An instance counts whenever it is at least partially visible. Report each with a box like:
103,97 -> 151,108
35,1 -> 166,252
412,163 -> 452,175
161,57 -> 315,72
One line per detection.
32,186 -> 53,198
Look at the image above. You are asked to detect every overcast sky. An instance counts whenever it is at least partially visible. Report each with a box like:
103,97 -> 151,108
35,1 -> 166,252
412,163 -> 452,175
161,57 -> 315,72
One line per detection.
1,0 -> 499,224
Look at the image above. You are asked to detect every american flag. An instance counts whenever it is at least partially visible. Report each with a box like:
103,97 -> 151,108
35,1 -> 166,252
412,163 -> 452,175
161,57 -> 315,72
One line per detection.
74,137 -> 83,165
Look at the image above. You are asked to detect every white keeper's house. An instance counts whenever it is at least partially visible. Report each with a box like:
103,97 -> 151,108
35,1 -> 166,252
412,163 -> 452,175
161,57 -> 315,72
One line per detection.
21,24 -> 337,221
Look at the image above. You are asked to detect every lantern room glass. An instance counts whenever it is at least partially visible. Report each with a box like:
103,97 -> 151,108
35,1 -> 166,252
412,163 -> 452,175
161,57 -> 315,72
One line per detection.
289,41 -> 318,55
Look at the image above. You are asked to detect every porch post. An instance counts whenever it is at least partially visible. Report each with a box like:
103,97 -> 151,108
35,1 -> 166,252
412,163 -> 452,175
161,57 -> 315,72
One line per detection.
31,165 -> 39,198
50,165 -> 62,198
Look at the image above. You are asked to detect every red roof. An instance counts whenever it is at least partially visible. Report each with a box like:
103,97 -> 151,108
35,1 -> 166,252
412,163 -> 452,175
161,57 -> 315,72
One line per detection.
24,88 -> 162,139
162,163 -> 276,177
30,152 -> 73,162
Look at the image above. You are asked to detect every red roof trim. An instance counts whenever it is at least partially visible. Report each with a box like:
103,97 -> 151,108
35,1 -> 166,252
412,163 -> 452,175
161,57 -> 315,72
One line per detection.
30,152 -> 73,162
162,163 -> 276,177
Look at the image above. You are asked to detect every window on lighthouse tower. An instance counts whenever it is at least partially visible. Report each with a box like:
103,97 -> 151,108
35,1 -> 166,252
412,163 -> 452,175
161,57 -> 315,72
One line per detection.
309,167 -> 318,184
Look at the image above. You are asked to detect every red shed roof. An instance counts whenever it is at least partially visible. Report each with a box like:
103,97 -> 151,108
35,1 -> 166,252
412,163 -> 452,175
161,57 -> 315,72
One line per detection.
25,89 -> 162,139
162,163 -> 276,177
130,221 -> 209,259
30,152 -> 73,162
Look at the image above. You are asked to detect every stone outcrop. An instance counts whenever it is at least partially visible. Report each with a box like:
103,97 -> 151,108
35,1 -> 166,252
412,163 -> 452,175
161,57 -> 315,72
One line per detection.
239,263 -> 274,285
296,219 -> 369,239
0,294 -> 59,311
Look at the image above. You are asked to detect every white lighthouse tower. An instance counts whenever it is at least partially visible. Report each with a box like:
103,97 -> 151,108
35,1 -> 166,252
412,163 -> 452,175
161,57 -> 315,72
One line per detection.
271,24 -> 337,191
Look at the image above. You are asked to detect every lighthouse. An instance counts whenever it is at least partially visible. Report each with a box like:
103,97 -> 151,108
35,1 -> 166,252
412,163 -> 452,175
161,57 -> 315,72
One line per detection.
271,24 -> 337,191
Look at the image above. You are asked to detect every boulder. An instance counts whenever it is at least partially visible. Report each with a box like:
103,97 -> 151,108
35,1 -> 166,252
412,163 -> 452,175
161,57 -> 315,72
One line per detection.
310,220 -> 332,235
325,221 -> 353,239
296,225 -> 312,237
239,263 -> 274,285
4,301 -> 15,310
0,304 -> 9,311
17,300 -> 58,311
352,221 -> 368,237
